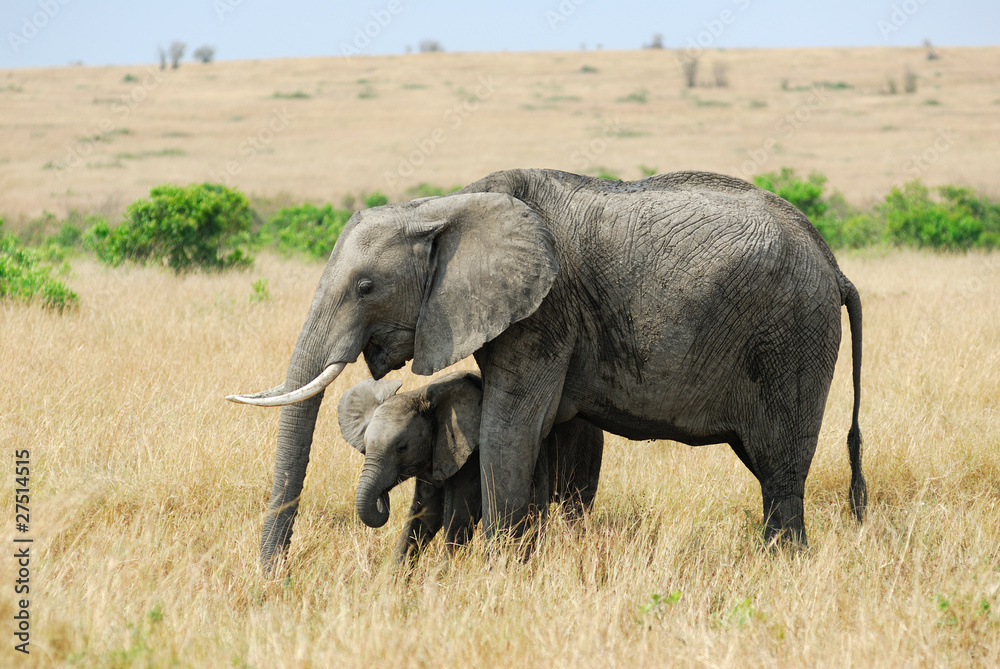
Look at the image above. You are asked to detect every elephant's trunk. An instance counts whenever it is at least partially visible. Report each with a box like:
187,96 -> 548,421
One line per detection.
259,395 -> 323,573
249,319 -> 350,574
356,460 -> 394,528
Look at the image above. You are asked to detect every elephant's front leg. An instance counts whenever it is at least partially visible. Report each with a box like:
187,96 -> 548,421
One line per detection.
477,362 -> 567,545
393,477 -> 444,565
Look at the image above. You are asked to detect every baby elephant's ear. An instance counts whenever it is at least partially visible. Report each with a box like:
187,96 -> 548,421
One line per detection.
425,373 -> 483,483
338,378 -> 403,453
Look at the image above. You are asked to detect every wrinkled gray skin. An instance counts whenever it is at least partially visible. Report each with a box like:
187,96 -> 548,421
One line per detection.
338,372 -> 603,564
229,169 -> 866,573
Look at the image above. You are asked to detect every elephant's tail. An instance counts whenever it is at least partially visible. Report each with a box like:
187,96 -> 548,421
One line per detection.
842,278 -> 867,523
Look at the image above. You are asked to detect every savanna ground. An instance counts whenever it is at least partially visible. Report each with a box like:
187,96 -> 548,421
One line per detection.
1,250 -> 998,667
2,47 -> 1000,667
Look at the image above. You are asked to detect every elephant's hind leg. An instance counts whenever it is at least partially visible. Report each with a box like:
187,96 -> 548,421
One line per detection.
762,489 -> 807,546
737,400 -> 821,547
752,429 -> 820,548
547,419 -> 604,521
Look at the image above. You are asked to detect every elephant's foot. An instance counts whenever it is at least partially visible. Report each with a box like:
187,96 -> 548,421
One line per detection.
762,493 -> 807,548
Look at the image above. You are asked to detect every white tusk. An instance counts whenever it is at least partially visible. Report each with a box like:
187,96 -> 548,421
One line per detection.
231,383 -> 289,401
227,362 -> 347,407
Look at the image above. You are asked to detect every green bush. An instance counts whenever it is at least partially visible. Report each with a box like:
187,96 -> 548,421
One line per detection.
879,181 -> 1000,251
17,211 -> 62,247
50,221 -> 84,249
938,185 -> 1000,248
753,167 -> 1000,251
405,183 -> 460,199
41,214 -> 107,263
364,191 -> 389,208
0,222 -> 78,311
86,183 -> 254,273
258,203 -> 352,260
815,213 -> 885,249
753,168 -> 829,221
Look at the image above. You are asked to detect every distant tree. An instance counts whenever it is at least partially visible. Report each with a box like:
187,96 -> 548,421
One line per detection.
644,34 -> 664,49
712,61 -> 729,87
193,45 -> 216,64
681,56 -> 698,88
157,45 -> 167,70
923,39 -> 940,60
418,39 -> 443,53
169,41 -> 186,69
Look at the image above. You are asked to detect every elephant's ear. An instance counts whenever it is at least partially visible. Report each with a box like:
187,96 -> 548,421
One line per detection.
424,373 -> 483,483
337,378 -> 402,453
410,193 -> 559,376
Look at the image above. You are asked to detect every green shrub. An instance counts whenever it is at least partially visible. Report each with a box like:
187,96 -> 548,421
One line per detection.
41,214 -> 106,262
17,211 -> 62,247
754,168 -> 1000,251
86,183 -> 254,273
250,278 -> 271,303
753,168 -> 829,221
405,183 -> 461,199
815,213 -> 885,249
51,221 -> 84,249
881,181 -> 999,251
364,191 -> 389,208
0,222 -> 78,311
258,203 -> 352,260
936,185 -> 1000,248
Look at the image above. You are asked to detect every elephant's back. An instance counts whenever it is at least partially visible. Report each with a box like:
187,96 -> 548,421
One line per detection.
556,177 -> 843,434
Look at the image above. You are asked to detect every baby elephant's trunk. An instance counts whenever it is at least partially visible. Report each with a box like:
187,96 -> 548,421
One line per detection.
356,461 -> 393,528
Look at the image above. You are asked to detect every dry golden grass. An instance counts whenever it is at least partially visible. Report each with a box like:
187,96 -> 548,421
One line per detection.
1,250 -> 998,667
2,46 -> 999,222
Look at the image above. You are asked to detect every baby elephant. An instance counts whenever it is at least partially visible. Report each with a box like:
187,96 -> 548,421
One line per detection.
338,372 -> 603,564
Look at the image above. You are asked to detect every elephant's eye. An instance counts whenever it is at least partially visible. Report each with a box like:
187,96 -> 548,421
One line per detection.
396,442 -> 409,454
357,279 -> 374,297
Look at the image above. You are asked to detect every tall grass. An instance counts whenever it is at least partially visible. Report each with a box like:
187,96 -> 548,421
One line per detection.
1,252 -> 998,667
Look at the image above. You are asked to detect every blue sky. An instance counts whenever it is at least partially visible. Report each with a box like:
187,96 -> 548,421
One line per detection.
2,0 -> 997,69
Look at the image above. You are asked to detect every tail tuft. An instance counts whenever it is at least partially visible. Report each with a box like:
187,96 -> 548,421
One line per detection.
847,423 -> 867,522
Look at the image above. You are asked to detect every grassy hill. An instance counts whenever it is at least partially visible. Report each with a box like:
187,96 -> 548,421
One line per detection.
2,46 -> 999,221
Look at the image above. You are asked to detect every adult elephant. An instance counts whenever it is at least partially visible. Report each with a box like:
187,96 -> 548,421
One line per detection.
228,169 -> 866,573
